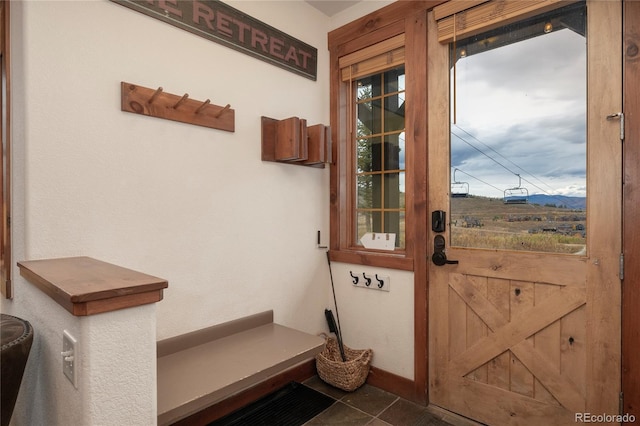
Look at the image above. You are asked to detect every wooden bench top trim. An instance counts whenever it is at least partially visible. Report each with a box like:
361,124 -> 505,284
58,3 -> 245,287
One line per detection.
17,256 -> 168,316
157,320 -> 325,425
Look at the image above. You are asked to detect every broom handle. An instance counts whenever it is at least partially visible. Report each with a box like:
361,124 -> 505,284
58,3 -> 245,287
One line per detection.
327,251 -> 346,361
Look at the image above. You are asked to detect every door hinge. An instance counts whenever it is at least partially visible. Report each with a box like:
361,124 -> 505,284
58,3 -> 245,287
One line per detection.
620,253 -> 624,280
606,112 -> 624,141
620,392 -> 624,415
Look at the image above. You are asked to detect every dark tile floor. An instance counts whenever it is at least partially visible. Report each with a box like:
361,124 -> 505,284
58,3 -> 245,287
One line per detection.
302,376 -> 471,426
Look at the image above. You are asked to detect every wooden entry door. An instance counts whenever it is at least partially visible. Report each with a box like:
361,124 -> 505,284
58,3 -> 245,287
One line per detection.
427,2 -> 622,425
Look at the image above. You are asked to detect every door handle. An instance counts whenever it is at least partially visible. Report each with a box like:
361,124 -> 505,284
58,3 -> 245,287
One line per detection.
431,252 -> 459,266
432,235 -> 459,266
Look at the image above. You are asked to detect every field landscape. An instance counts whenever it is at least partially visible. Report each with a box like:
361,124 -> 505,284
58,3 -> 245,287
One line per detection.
450,195 -> 586,254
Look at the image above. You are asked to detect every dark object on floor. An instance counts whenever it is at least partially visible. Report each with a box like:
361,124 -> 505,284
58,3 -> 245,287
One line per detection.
208,382 -> 334,426
1,314 -> 34,426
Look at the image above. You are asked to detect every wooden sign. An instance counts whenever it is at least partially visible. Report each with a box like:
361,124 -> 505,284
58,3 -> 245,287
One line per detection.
111,0 -> 318,80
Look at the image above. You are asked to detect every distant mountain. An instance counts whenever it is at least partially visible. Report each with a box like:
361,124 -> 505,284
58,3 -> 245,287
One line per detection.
527,194 -> 586,210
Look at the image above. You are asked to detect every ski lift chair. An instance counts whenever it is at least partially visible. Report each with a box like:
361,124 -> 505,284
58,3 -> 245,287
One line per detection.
451,181 -> 470,198
451,168 -> 470,198
504,174 -> 529,204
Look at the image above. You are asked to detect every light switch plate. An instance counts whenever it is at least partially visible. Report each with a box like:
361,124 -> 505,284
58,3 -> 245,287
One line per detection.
62,330 -> 77,388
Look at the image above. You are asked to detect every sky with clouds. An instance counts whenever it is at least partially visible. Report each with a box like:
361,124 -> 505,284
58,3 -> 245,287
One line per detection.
450,24 -> 587,199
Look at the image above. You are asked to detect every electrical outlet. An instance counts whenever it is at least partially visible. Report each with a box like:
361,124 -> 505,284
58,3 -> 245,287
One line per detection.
62,330 -> 77,388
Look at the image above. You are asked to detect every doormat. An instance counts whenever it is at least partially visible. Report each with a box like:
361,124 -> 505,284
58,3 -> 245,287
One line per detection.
208,382 -> 334,426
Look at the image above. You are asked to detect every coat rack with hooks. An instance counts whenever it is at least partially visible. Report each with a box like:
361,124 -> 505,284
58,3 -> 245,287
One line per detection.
120,82 -> 234,132
261,116 -> 331,168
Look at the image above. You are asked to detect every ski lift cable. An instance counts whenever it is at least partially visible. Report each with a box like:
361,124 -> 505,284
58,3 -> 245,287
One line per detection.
452,129 -> 537,190
453,167 -> 565,212
451,129 -> 583,209
451,167 -> 505,195
452,130 -> 532,193
453,124 -> 562,195
452,125 -> 584,208
507,171 -> 582,209
451,130 -> 521,176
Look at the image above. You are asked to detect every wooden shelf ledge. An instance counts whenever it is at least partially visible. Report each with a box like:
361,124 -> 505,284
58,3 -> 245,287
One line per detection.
17,256 -> 168,316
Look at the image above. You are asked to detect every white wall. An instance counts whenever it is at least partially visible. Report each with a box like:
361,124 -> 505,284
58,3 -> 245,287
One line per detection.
329,264 -> 415,379
2,1 -> 416,424
16,0 -> 334,338
3,0 -> 334,424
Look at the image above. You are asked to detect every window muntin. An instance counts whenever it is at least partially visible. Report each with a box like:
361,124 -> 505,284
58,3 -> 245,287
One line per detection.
449,3 -> 587,254
354,65 -> 406,249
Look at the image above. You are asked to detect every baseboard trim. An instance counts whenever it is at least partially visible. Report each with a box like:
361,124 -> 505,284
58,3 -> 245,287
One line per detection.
366,366 -> 422,404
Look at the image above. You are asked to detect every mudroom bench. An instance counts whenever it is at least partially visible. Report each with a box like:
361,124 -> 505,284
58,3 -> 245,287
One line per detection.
156,310 -> 325,425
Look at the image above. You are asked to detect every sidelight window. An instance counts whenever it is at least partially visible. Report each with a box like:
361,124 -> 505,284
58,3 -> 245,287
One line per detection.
329,32 -> 414,269
354,66 -> 406,249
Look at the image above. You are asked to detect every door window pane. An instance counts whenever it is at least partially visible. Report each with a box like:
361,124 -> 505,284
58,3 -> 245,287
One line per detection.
450,3 -> 587,254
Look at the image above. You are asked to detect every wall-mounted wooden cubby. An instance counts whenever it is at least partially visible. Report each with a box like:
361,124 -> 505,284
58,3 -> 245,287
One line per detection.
261,116 -> 331,168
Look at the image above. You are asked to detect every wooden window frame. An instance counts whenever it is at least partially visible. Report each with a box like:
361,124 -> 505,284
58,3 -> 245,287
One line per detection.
328,1 -> 443,404
1,0 -> 11,299
433,0 -> 578,43
328,2 -> 436,271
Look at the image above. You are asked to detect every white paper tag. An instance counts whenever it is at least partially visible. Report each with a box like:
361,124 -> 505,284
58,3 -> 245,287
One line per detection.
360,232 -> 396,251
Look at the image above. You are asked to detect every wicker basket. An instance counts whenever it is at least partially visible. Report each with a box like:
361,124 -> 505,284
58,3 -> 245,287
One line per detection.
316,335 -> 373,391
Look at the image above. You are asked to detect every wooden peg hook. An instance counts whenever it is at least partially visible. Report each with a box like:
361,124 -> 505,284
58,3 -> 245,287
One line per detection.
148,87 -> 163,104
214,104 -> 231,118
195,99 -> 211,114
173,93 -> 189,109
